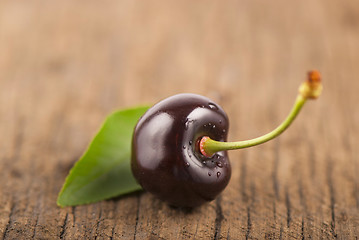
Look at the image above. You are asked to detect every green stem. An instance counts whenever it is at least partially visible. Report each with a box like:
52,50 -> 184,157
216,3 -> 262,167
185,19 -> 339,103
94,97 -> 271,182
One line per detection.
202,95 -> 307,156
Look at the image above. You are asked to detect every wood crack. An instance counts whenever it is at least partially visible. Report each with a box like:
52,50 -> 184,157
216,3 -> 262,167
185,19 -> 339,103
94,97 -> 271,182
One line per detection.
245,206 -> 252,240
273,140 -> 280,200
133,195 -> 141,240
301,217 -> 305,240
110,225 -> 115,240
110,201 -> 118,240
31,214 -> 39,239
31,189 -> 44,240
59,213 -> 68,239
94,206 -> 103,240
213,196 -> 224,240
298,178 -> 307,239
2,203 -> 15,240
246,183 -> 256,240
327,156 -> 337,239
285,188 -> 291,228
71,207 -> 76,227
279,224 -> 283,240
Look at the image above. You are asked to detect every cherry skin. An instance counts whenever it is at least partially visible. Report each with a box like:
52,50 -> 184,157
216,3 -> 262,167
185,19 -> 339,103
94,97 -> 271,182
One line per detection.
131,93 -> 231,208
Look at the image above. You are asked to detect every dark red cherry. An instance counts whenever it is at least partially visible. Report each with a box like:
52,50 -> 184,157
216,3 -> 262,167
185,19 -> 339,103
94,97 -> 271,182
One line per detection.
131,93 -> 231,207
131,72 -> 323,207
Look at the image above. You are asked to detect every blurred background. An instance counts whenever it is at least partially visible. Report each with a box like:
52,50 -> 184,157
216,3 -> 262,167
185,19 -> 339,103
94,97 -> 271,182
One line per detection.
1,0 -> 358,143
1,0 -> 358,159
1,0 -> 358,239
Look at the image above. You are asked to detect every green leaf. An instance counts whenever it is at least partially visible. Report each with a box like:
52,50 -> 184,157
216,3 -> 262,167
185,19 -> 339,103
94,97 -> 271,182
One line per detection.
57,106 -> 149,207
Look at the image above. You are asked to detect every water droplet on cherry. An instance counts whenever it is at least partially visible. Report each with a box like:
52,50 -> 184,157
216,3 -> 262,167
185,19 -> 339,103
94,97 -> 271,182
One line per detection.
185,118 -> 195,130
208,103 -> 218,110
184,119 -> 189,129
217,172 -> 221,178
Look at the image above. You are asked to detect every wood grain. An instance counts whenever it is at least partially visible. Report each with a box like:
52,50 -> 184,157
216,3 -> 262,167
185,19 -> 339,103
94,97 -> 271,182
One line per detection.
1,0 -> 358,239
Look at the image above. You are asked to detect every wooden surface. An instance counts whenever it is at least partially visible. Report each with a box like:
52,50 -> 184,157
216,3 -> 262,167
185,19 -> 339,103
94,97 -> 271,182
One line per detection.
1,0 -> 359,239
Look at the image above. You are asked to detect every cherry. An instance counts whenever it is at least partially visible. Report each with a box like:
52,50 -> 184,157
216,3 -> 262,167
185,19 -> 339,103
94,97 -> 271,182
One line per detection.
131,94 -> 231,207
131,71 -> 322,208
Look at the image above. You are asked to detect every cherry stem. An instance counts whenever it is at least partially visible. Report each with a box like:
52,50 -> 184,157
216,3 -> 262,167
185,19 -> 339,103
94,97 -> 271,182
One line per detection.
200,70 -> 322,157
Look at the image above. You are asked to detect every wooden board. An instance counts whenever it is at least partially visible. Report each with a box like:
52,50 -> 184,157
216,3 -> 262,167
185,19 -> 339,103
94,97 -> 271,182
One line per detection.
1,0 -> 359,239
